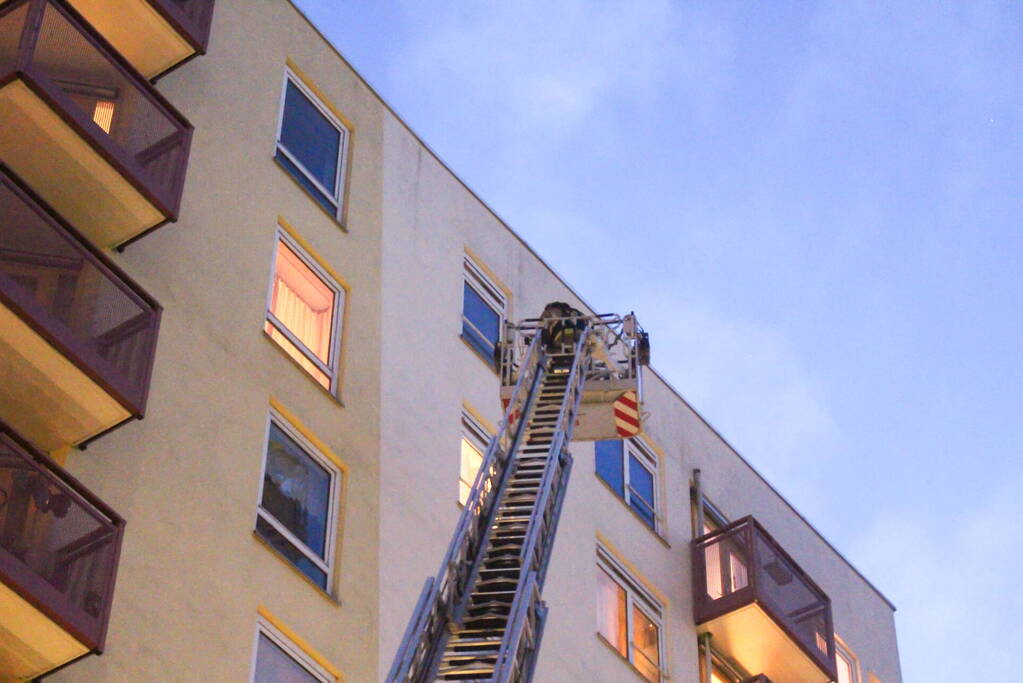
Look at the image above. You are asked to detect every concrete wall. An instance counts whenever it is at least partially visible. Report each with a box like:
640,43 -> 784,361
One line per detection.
49,0 -> 901,681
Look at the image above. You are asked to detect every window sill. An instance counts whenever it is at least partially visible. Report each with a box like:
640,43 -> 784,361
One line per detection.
595,632 -> 665,682
595,477 -> 671,549
263,331 -> 345,408
459,334 -> 499,375
252,530 -> 342,608
273,156 -> 349,233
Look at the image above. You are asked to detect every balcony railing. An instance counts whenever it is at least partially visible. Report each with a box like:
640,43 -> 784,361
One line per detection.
0,0 -> 193,248
0,167 -> 161,450
693,517 -> 837,683
0,421 -> 124,680
66,0 -> 215,79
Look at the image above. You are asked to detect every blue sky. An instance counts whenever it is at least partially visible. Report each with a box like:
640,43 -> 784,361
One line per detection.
296,2 -> 1022,680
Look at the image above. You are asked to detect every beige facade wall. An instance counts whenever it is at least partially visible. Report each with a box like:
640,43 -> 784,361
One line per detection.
53,0 -> 384,680
36,0 -> 900,681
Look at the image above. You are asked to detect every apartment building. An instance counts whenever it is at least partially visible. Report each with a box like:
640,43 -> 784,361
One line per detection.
0,0 -> 901,681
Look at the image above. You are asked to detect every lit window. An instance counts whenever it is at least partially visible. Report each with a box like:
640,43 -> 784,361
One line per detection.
836,640 -> 860,683
55,80 -> 118,134
253,618 -> 333,683
255,412 -> 342,591
595,439 -> 659,531
265,232 -> 345,391
462,257 -> 505,365
459,411 -> 490,505
596,550 -> 663,682
275,71 -> 350,217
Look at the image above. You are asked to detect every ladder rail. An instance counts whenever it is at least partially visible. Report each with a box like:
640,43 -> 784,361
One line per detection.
493,328 -> 592,682
387,333 -> 544,683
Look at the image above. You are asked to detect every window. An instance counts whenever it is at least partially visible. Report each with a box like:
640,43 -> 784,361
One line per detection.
596,549 -> 664,683
595,439 -> 659,531
835,639 -> 860,683
459,411 -> 490,505
255,411 -> 342,591
265,230 -> 345,392
275,70 -> 350,217
56,80 -> 118,134
462,257 -> 505,364
252,617 -> 333,683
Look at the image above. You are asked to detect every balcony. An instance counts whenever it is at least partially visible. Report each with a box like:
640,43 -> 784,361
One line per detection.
692,517 -> 837,683
0,421 -> 124,679
66,0 -> 215,79
0,167 -> 161,451
0,0 -> 193,249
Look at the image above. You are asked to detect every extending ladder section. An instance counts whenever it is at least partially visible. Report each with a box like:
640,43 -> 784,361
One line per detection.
388,328 -> 592,683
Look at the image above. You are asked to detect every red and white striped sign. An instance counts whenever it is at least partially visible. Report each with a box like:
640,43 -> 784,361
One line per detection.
613,390 -> 641,437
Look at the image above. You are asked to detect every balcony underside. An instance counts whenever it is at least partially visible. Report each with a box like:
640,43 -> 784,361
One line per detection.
699,603 -> 829,683
0,302 -> 129,452
0,579 -> 88,680
68,0 -> 197,80
0,79 -> 165,249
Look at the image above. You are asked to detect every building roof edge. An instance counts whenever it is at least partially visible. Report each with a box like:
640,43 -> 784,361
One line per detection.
285,0 -> 897,615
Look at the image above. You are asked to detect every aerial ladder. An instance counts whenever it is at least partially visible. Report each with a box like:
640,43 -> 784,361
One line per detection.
388,305 -> 650,683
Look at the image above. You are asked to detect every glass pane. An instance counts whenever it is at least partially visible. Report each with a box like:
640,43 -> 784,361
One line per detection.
628,454 -> 655,528
276,150 -> 336,214
260,423 -> 333,557
836,649 -> 855,683
595,440 -> 624,497
462,282 -> 500,358
266,322 -> 331,389
631,605 -> 660,683
459,437 -> 483,505
596,566 -> 627,657
280,80 -> 341,196
255,516 -> 327,589
270,241 -> 336,365
254,633 -> 322,683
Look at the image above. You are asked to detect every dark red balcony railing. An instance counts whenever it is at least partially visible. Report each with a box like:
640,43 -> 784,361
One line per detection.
0,420 -> 124,652
693,517 -> 837,682
0,166 -> 161,419
65,0 -> 215,79
146,0 -> 215,58
0,0 -> 193,240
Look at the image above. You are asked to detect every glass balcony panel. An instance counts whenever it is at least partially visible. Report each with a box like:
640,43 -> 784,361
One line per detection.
0,422 -> 123,680
0,0 -> 192,248
693,517 -> 837,683
0,168 -> 161,450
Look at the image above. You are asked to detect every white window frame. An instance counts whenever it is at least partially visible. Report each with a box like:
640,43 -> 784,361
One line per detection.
251,616 -> 333,683
459,410 -> 491,504
835,637 -> 861,683
256,409 -> 342,592
275,68 -> 351,217
623,438 -> 659,532
265,228 -> 345,393
462,256 -> 506,358
596,547 -> 666,682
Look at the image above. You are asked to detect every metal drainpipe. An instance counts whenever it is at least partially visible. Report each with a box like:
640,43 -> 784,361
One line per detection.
699,632 -> 713,683
694,468 -> 705,536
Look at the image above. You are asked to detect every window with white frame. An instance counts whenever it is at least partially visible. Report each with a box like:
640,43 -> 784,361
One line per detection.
835,639 -> 860,683
596,548 -> 664,683
461,257 -> 505,365
459,410 -> 490,505
252,617 -> 333,683
595,438 -> 659,531
255,411 -> 342,591
275,70 -> 350,218
265,230 -> 345,392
